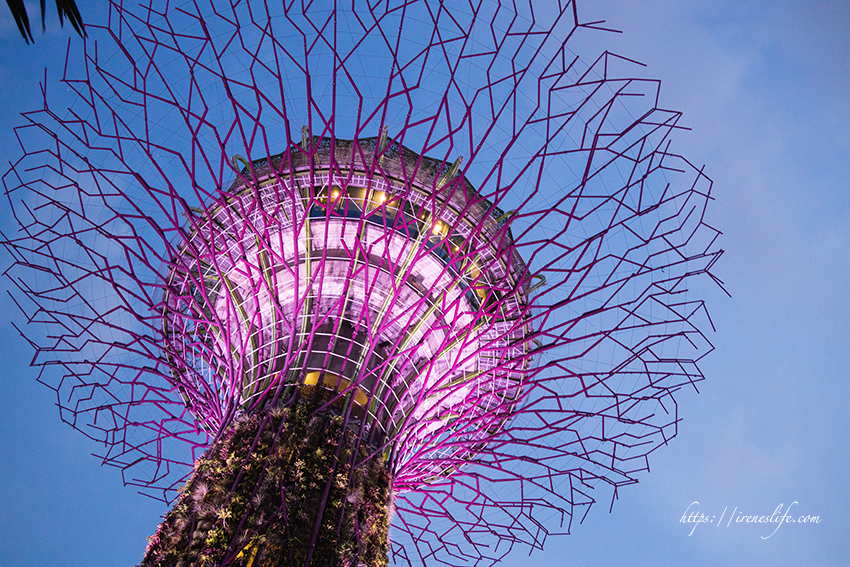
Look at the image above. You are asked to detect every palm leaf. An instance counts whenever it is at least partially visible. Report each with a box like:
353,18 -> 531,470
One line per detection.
5,0 -> 84,43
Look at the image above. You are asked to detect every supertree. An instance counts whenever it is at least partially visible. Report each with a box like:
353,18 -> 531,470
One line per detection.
1,1 -> 722,566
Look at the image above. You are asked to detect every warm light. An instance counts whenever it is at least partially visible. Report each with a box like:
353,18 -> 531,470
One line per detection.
302,371 -> 369,408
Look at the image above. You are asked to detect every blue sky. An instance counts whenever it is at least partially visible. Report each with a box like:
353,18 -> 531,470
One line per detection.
0,1 -> 847,566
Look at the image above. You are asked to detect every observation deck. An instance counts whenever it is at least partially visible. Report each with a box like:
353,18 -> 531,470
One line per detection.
163,136 -> 534,476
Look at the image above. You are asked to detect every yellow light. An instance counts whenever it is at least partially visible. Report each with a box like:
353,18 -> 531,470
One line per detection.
300,371 -> 369,408
331,190 -> 339,198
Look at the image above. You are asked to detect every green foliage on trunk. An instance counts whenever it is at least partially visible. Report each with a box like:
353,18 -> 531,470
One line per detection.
141,403 -> 392,566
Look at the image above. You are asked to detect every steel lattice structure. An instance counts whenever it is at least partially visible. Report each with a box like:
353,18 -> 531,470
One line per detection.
2,1 -> 722,565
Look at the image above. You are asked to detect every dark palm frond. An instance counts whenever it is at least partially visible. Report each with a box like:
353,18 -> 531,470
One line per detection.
55,0 -> 85,37
6,0 -> 85,43
6,0 -> 34,43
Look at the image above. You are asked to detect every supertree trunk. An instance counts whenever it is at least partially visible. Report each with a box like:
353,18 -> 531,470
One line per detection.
141,402 -> 392,567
